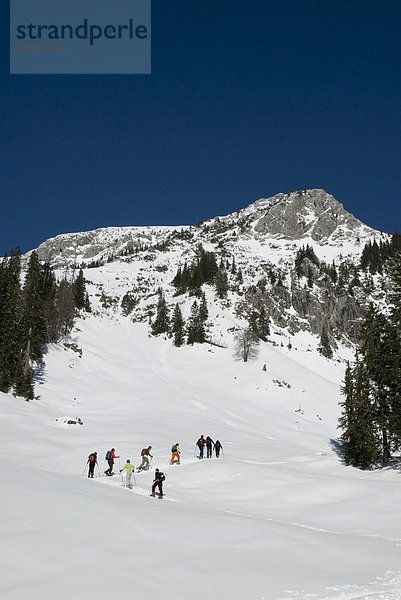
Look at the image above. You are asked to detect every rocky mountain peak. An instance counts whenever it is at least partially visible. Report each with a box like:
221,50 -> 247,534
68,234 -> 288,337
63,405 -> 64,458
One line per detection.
244,189 -> 368,241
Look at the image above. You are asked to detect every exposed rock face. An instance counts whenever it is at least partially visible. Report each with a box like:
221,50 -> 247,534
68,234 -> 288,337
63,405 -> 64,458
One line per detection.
251,189 -> 364,241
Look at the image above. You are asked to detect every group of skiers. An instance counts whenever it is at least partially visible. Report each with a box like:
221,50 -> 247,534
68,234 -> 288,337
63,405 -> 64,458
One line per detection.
86,437 -> 223,498
196,435 -> 223,459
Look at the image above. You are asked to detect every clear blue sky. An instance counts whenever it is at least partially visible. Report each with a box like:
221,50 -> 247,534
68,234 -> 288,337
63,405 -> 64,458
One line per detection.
1,0 -> 400,254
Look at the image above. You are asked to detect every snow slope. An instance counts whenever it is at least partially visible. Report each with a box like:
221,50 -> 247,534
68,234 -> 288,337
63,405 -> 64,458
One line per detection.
3,313 -> 401,600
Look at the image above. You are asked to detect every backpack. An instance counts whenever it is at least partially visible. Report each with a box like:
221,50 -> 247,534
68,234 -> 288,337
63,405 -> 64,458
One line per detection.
171,444 -> 177,453
105,450 -> 112,461
88,453 -> 96,462
141,448 -> 147,456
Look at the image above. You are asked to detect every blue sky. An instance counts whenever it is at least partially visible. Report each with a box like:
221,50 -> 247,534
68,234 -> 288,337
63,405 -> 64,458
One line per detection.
1,0 -> 400,253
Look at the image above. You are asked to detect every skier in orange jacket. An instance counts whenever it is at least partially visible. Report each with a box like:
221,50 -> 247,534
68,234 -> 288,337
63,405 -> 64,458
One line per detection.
170,443 -> 180,464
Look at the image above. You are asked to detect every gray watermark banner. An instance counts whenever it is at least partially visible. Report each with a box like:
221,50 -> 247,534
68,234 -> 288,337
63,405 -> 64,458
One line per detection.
10,0 -> 151,74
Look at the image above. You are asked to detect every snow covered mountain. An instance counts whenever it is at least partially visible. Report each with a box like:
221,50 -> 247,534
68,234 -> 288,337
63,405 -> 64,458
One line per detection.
29,188 -> 390,349
34,189 -> 378,267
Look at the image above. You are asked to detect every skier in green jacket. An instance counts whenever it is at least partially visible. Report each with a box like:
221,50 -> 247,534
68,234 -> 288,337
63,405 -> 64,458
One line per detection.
137,446 -> 153,471
120,459 -> 135,489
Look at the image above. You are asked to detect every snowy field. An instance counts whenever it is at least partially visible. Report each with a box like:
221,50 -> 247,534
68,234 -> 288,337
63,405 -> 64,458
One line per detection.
2,315 -> 401,600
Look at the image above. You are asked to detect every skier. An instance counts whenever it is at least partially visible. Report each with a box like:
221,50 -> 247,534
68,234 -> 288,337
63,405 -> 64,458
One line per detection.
197,435 -> 206,459
104,447 -> 120,476
214,440 -> 223,458
206,436 -> 215,458
87,451 -> 97,478
150,468 -> 165,498
137,446 -> 153,471
170,443 -> 180,464
120,459 -> 135,488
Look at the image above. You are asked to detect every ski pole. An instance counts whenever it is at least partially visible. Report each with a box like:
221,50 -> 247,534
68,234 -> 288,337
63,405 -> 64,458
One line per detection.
133,472 -> 137,487
96,463 -> 101,477
82,463 -> 88,477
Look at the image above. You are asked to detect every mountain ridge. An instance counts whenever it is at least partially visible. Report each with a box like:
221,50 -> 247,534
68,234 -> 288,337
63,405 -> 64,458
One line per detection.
23,189 -> 392,350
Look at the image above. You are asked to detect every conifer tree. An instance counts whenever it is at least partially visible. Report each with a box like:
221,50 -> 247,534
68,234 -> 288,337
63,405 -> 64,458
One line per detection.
151,293 -> 170,336
199,292 -> 209,323
73,269 -> 88,310
339,304 -> 401,467
388,251 -> 401,330
249,307 -> 270,341
21,252 -> 47,365
0,250 -> 22,393
318,325 -> 333,358
14,359 -> 35,401
338,361 -> 378,468
215,269 -> 229,298
187,301 -> 205,344
171,304 -> 185,347
53,279 -> 76,338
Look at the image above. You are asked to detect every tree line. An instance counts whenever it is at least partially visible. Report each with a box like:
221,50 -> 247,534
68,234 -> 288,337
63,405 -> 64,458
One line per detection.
0,250 -> 90,400
338,251 -> 401,468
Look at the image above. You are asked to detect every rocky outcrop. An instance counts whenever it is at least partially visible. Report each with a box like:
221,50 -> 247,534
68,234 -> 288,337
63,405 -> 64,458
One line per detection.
251,189 -> 366,241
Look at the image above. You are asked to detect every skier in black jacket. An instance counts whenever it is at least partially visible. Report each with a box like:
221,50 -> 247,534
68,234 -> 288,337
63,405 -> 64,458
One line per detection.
87,452 -> 97,478
150,469 -> 165,498
214,440 -> 223,458
206,436 -> 215,458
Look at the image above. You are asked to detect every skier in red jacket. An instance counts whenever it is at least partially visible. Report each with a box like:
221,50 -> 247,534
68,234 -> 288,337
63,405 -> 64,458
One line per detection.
87,452 -> 97,478
104,448 -> 120,476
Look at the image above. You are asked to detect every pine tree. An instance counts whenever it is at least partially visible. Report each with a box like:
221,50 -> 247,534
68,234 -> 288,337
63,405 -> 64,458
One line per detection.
249,307 -> 270,341
318,325 -> 333,358
215,269 -> 228,298
187,301 -> 205,344
339,361 -> 379,468
0,250 -> 22,393
14,359 -> 35,401
53,279 -> 75,338
171,304 -> 185,347
21,252 -> 47,365
199,292 -> 208,323
151,293 -> 170,335
388,251 -> 401,331
73,269 -> 88,310
359,306 -> 395,463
